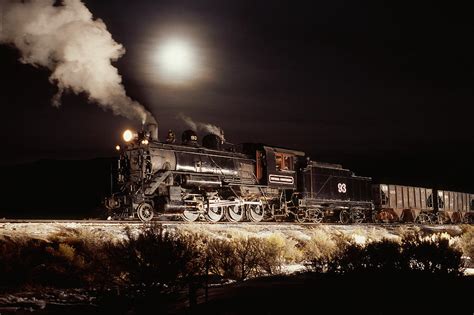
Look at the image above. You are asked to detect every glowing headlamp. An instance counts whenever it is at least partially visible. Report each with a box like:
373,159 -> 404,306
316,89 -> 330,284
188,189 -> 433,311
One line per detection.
123,129 -> 134,142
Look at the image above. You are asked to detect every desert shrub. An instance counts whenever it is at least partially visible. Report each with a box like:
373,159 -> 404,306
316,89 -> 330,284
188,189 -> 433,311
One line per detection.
306,236 -> 464,276
234,238 -> 261,279
206,238 -> 239,279
0,225 -> 207,290
206,236 -> 284,280
325,242 -> 365,274
266,233 -> 303,264
259,235 -> 287,274
402,236 -> 463,276
46,228 -> 124,288
327,239 -> 401,274
362,239 -> 402,271
0,237 -> 45,286
303,231 -> 353,272
112,224 -> 205,290
60,239 -> 122,288
458,225 -> 474,265
0,237 -> 92,288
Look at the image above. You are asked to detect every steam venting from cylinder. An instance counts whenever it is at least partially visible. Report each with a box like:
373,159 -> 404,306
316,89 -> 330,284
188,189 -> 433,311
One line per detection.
0,0 -> 156,125
179,113 -> 225,143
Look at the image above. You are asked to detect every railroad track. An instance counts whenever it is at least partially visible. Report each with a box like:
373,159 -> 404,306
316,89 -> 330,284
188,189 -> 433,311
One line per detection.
0,218 -> 463,229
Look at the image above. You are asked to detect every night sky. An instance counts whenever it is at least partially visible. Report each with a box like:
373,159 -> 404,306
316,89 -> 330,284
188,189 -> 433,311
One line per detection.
1,1 -> 473,191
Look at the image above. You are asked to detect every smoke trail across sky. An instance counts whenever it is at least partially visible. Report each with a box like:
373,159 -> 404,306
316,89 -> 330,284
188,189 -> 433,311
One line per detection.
0,0 -> 155,124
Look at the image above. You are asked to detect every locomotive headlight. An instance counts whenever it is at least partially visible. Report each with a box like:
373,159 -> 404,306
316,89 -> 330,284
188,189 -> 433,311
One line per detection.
115,145 -> 121,151
141,139 -> 149,145
123,129 -> 134,142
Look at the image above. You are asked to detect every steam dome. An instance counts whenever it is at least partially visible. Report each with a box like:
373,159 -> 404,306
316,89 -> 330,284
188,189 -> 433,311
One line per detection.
202,134 -> 222,150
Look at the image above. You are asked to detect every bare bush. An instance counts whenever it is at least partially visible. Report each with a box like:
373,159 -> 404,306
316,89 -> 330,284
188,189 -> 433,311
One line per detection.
205,236 -> 284,280
458,225 -> 474,265
306,235 -> 464,276
113,224 -> 205,290
303,230 -> 354,272
206,238 -> 238,279
0,237 -> 93,288
266,233 -> 303,264
402,236 -> 463,276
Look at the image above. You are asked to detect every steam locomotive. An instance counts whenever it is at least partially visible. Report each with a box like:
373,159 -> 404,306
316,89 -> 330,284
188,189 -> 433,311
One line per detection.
105,124 -> 474,224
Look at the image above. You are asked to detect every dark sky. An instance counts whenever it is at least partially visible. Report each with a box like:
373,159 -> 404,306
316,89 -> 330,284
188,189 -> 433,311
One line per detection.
1,0 -> 473,189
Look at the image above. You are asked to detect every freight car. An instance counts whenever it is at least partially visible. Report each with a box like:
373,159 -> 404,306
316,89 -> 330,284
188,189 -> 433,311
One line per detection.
372,184 -> 435,223
372,185 -> 474,224
105,124 -> 473,224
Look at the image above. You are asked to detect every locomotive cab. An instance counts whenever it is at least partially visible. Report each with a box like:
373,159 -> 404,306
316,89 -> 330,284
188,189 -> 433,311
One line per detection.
261,146 -> 304,189
240,143 -> 304,189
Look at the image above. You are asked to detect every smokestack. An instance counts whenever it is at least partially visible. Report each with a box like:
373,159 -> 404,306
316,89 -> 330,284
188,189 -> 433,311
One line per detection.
0,0 -> 155,124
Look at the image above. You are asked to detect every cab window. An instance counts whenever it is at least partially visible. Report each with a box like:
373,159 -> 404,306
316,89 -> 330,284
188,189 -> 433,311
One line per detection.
275,153 -> 293,171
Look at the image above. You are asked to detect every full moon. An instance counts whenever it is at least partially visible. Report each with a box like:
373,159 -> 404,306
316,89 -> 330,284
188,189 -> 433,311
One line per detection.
156,39 -> 196,82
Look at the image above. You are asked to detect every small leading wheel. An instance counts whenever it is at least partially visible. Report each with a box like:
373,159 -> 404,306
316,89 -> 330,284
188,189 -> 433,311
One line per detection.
339,209 -> 351,224
226,205 -> 245,222
205,206 -> 224,222
247,204 -> 264,222
137,202 -> 154,222
182,209 -> 200,222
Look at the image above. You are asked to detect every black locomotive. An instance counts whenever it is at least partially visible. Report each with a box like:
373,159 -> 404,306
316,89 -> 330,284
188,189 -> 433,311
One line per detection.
105,124 -> 474,224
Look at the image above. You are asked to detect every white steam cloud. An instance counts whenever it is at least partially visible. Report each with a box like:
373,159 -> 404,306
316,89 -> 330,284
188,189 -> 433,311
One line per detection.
0,0 -> 155,124
179,113 -> 225,142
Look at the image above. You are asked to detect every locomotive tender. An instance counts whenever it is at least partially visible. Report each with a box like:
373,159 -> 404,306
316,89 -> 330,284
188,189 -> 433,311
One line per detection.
105,124 -> 474,224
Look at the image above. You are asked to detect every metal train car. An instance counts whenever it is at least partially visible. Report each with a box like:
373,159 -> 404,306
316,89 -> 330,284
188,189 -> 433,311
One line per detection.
105,124 -> 473,224
372,185 -> 474,224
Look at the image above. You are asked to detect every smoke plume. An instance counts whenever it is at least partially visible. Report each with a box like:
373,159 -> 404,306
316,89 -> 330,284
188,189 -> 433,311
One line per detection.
0,0 -> 155,124
179,114 -> 225,142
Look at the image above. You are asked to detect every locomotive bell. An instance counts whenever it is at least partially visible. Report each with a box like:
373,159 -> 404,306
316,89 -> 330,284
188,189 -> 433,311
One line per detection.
182,129 -> 199,146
